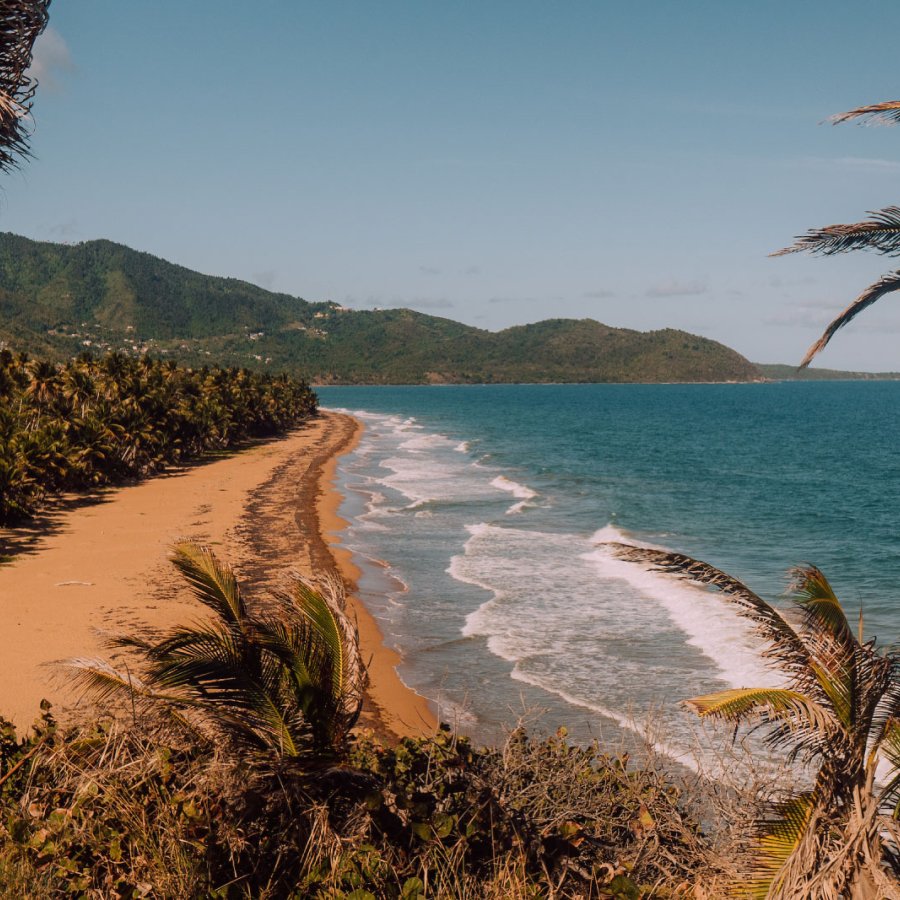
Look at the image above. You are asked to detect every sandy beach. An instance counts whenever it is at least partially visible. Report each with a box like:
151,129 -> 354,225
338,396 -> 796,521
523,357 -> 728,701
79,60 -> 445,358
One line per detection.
0,410 -> 436,738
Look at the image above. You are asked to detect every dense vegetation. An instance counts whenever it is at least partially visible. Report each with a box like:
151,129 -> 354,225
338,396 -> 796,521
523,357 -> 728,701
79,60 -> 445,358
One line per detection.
0,349 -> 317,524
0,233 -> 762,384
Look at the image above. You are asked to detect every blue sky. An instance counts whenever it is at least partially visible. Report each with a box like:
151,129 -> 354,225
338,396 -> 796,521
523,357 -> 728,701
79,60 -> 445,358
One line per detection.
8,1 -> 900,369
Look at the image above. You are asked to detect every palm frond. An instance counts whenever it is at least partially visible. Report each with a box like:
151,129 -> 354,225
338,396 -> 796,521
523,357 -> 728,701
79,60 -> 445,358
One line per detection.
772,206 -> 900,257
829,100 -> 900,126
64,656 -> 153,707
288,579 -> 346,702
602,543 -> 813,678
169,542 -> 247,626
799,270 -> 900,368
685,687 -> 834,735
0,0 -> 49,173
790,567 -> 849,638
67,542 -> 366,760
746,794 -> 818,900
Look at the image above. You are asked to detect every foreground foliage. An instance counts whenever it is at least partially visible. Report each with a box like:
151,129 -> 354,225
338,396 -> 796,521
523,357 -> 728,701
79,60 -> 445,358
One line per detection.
609,542 -> 900,899
0,711 -> 715,898
0,349 -> 317,523
0,0 -> 50,173
68,542 -> 365,761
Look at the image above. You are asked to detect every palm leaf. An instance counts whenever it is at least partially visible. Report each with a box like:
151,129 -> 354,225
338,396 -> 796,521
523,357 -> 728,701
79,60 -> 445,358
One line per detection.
828,100 -> 900,126
685,687 -> 833,735
790,567 -> 850,638
745,794 -> 817,900
0,0 -> 49,173
170,542 -> 247,626
602,543 -> 814,679
772,206 -> 900,257
788,567 -> 858,728
798,270 -> 900,368
65,542 -> 365,761
288,579 -> 345,703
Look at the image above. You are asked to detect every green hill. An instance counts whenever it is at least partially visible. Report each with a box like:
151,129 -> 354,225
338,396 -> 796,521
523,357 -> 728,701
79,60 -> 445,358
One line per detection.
755,363 -> 900,381
0,233 -> 762,383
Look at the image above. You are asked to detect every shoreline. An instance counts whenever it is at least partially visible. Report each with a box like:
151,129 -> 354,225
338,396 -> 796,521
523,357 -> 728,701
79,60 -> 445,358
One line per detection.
0,411 -> 435,739
312,420 -> 438,738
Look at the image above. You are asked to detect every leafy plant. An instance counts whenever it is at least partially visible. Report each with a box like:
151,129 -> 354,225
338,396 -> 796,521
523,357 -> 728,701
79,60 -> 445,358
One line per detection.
66,542 -> 365,762
774,99 -> 900,367
607,542 -> 900,898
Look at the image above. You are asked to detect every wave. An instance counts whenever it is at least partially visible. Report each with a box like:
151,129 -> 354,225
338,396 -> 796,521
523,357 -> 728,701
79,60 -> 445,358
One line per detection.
490,475 -> 538,514
582,526 -> 773,690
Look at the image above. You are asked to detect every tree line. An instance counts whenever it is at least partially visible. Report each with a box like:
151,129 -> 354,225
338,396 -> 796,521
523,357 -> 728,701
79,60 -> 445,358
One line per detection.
0,349 -> 317,524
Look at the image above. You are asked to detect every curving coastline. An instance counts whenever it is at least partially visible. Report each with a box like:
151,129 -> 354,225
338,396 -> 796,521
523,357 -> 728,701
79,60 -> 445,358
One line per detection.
0,410 -> 435,738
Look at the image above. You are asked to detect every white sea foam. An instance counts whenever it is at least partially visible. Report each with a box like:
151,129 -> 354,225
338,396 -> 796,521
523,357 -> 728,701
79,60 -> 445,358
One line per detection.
489,475 -> 538,514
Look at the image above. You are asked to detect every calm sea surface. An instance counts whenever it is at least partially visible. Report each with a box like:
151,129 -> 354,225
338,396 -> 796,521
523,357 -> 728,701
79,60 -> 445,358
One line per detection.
316,383 -> 900,763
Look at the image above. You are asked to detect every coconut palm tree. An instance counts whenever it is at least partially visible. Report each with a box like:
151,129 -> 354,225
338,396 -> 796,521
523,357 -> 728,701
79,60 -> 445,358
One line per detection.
0,0 -> 50,173
67,543 -> 366,762
774,100 -> 900,367
605,541 -> 900,899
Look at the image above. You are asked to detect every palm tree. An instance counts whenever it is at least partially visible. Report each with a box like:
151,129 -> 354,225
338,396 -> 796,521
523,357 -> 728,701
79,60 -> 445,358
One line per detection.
605,542 -> 900,899
774,100 -> 900,367
67,543 -> 366,763
0,0 -> 50,173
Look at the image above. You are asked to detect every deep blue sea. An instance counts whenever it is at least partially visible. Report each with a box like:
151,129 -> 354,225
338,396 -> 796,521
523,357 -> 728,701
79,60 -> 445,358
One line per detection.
316,383 -> 900,765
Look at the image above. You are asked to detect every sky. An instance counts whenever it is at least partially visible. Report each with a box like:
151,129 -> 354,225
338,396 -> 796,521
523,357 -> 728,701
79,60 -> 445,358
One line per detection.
7,1 -> 900,370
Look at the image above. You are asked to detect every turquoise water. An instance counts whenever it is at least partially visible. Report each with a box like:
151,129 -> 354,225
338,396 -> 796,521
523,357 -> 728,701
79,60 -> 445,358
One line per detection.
316,383 -> 900,762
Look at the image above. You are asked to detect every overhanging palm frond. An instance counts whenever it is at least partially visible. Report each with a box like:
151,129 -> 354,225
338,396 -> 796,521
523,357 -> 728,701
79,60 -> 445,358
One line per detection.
799,270 -> 900,368
829,100 -> 900,126
0,0 -> 50,172
772,206 -> 900,257
602,543 -> 813,678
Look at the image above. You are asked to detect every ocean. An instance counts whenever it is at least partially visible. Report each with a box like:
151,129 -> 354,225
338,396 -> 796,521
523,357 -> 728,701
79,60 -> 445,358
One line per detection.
316,382 -> 900,766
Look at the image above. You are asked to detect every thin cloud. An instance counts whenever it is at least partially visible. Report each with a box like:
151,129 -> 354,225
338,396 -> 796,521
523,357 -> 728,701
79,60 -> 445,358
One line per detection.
765,307 -> 830,328
645,279 -> 708,298
801,156 -> 900,173
252,270 -> 276,290
769,275 -> 818,289
584,289 -> 616,299
27,27 -> 74,93
409,297 -> 454,310
47,218 -> 78,238
419,265 -> 441,276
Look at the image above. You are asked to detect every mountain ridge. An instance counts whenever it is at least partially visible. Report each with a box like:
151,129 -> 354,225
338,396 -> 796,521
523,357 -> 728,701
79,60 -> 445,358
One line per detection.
0,232 -> 762,384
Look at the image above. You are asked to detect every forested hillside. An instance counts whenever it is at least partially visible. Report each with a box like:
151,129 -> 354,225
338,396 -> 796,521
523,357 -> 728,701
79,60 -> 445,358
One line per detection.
0,234 -> 762,383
